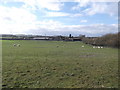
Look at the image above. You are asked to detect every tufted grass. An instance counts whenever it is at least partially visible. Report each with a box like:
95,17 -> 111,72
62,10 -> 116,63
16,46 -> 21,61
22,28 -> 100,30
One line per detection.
2,40 -> 118,88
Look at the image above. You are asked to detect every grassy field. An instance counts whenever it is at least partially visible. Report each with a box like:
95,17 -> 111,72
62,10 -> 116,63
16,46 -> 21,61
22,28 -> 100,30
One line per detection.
2,40 -> 118,88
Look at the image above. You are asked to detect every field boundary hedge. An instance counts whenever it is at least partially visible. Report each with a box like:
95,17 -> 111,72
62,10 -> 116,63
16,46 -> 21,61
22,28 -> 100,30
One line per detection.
82,32 -> 120,48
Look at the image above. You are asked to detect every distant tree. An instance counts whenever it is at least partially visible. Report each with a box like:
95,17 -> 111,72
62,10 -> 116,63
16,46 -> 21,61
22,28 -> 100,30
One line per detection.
69,34 -> 72,38
82,32 -> 120,48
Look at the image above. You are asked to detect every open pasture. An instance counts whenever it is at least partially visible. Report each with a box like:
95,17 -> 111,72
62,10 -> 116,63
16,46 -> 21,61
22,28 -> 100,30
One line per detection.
2,40 -> 118,88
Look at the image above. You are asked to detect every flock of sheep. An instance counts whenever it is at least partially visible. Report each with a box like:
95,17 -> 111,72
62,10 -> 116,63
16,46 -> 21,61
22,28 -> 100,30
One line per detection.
81,45 -> 104,48
92,46 -> 103,48
13,44 -> 103,48
13,44 -> 20,47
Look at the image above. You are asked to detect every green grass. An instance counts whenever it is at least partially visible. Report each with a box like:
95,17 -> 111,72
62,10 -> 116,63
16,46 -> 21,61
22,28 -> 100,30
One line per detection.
2,40 -> 118,88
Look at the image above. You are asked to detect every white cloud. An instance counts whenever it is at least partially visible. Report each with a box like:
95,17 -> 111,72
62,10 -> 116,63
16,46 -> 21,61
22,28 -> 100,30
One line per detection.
0,6 -> 36,22
63,0 -> 119,2
45,11 -> 83,17
80,20 -> 88,23
70,13 -> 83,17
0,5 -> 117,36
23,23 -> 117,36
72,1 -> 118,17
0,0 -> 118,36
72,0 -> 90,10
36,20 -> 63,30
45,12 -> 70,17
0,6 -> 38,34
61,24 -> 118,36
0,5 -> 64,34
1,0 -> 64,11
83,2 -> 118,16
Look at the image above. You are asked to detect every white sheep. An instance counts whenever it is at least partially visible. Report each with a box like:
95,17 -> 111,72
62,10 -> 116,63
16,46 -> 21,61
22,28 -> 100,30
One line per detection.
97,46 -> 100,48
13,44 -> 16,47
82,45 -> 84,48
93,46 -> 103,49
17,44 -> 20,47
93,46 -> 96,48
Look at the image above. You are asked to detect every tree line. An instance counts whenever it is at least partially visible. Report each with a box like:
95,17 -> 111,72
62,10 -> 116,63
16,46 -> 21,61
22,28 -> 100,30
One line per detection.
82,32 -> 120,48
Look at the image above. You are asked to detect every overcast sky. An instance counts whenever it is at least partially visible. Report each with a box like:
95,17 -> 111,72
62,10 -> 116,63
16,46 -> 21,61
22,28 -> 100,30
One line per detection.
0,0 -> 118,37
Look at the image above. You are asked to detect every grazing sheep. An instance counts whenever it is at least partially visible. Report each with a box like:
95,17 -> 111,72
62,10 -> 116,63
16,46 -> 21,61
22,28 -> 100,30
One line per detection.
82,45 -> 84,48
93,46 -> 96,48
93,46 -> 103,49
97,46 -> 100,48
13,44 -> 16,47
17,44 -> 20,47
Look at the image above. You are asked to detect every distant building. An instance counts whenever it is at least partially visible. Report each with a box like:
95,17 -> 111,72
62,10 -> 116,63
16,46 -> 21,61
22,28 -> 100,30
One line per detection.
33,36 -> 49,40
